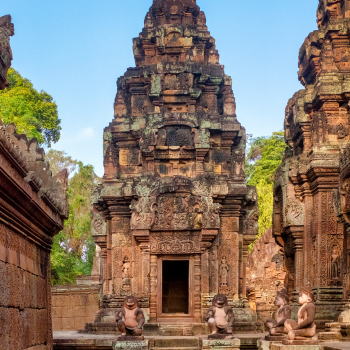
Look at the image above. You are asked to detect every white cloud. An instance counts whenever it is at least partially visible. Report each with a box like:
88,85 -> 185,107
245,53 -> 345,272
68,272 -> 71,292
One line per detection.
78,127 -> 94,139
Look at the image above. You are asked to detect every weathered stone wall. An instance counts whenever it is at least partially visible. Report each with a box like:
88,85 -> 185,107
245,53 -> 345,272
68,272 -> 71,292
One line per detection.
52,285 -> 101,331
246,228 -> 287,326
0,14 -> 68,350
0,121 -> 68,350
0,227 -> 49,349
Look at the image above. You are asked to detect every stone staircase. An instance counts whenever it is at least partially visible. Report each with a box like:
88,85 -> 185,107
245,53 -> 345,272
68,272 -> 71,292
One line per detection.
149,338 -> 201,350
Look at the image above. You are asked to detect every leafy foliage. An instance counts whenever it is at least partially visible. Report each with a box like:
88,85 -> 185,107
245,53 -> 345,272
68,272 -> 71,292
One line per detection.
246,132 -> 286,249
0,68 -> 61,147
46,149 -> 78,177
49,156 -> 101,285
246,131 -> 286,187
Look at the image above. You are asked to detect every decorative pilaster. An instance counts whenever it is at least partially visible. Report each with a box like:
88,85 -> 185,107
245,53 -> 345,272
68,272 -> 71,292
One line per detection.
292,228 -> 304,290
140,243 -> 150,296
194,253 -> 202,322
150,254 -> 157,321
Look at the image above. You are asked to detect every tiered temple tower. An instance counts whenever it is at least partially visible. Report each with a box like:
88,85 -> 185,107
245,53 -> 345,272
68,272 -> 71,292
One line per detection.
89,0 -> 258,332
273,0 -> 350,327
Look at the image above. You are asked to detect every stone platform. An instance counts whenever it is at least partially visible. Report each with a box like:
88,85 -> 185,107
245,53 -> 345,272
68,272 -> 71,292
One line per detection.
53,332 -> 263,350
53,332 -> 350,350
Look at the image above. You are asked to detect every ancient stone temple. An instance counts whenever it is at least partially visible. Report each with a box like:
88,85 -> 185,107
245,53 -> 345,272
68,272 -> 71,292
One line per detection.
273,0 -> 350,327
88,0 -> 259,333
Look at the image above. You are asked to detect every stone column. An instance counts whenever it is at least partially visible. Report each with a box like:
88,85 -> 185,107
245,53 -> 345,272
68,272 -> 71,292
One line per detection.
291,228 -> 304,290
140,243 -> 150,296
109,200 -> 132,296
303,193 -> 313,287
150,254 -> 157,322
201,246 -> 210,294
241,247 -> 248,300
219,208 -> 240,297
194,253 -> 202,322
101,248 -> 108,295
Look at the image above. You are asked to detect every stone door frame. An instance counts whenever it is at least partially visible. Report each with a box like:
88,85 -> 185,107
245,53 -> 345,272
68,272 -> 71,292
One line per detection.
156,254 -> 195,322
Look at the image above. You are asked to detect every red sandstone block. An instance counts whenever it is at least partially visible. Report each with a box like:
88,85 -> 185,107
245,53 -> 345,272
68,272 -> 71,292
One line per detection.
52,306 -> 62,319
88,293 -> 99,306
69,294 -> 81,307
19,309 -> 30,349
55,294 -> 69,308
71,305 -> 83,317
37,309 -> 48,345
27,308 -> 36,347
52,316 -> 63,331
38,277 -> 47,309
0,261 -> 10,307
8,307 -> 20,349
18,270 -> 26,310
75,316 -> 88,330
62,317 -> 75,330
61,306 -> 75,318
85,305 -> 98,318
80,293 -> 90,306
0,307 -> 10,349
31,277 -> 38,309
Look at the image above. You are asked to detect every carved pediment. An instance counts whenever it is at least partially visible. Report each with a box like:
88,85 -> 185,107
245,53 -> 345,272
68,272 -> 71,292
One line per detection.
150,231 -> 201,254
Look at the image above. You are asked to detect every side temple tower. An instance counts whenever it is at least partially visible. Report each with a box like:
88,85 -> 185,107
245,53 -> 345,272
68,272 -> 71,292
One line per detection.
273,0 -> 350,327
89,0 -> 258,331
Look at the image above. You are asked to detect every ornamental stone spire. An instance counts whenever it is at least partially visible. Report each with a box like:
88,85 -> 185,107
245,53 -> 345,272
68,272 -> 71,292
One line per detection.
134,0 -> 218,66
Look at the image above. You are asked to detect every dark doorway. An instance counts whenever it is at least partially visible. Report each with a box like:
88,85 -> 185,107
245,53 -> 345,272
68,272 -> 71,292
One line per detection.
162,260 -> 189,314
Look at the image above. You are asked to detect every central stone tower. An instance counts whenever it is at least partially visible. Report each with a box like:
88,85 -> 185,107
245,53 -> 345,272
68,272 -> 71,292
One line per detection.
89,0 -> 259,333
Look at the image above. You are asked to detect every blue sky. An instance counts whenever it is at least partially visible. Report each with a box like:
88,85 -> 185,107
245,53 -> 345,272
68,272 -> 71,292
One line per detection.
2,0 -> 318,177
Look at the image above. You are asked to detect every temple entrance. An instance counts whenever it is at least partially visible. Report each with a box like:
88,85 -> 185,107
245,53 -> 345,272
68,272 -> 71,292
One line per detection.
162,260 -> 189,314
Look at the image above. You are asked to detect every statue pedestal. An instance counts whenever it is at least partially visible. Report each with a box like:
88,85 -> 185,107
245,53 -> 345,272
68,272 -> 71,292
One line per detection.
202,339 -> 240,350
208,334 -> 235,340
271,344 -> 320,350
116,336 -> 145,341
318,331 -> 342,342
282,340 -> 318,346
265,335 -> 286,341
258,339 -> 283,350
113,340 -> 148,350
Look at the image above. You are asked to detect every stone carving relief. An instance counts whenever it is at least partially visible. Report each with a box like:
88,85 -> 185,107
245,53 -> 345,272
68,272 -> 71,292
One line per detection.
330,246 -> 341,280
243,185 -> 259,235
328,123 -> 349,139
155,126 -> 195,147
121,256 -> 132,295
272,253 -> 284,270
285,198 -> 305,226
130,196 -> 156,230
131,187 -> 221,231
219,256 -> 229,288
91,210 -> 107,236
150,231 -> 201,254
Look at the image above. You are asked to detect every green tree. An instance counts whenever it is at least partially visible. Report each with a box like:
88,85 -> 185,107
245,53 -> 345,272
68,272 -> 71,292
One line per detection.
0,68 -> 61,147
246,131 -> 286,241
46,149 -> 78,177
50,160 -> 101,285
